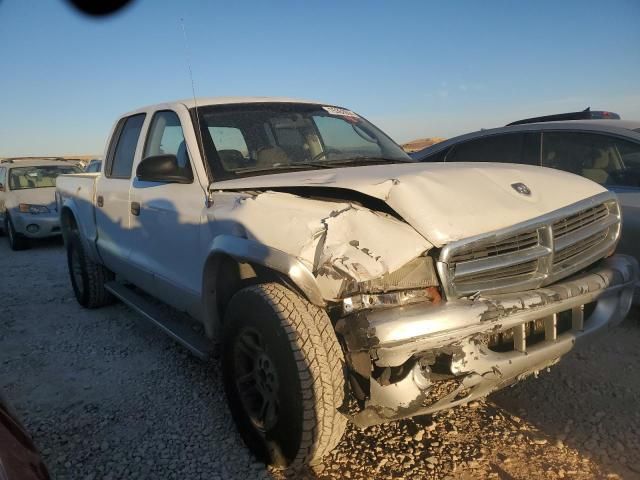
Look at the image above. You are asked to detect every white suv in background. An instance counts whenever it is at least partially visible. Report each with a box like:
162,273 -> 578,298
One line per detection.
0,158 -> 82,250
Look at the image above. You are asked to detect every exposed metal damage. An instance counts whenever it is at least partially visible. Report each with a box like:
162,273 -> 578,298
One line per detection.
210,182 -> 638,429
338,255 -> 637,427
213,188 -> 433,300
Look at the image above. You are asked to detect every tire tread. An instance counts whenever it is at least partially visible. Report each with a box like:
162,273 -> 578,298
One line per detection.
229,283 -> 347,467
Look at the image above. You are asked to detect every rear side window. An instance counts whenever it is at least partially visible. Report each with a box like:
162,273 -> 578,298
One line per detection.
0,167 -> 6,188
542,132 -> 640,187
107,114 -> 146,179
313,115 -> 381,156
446,133 -> 540,165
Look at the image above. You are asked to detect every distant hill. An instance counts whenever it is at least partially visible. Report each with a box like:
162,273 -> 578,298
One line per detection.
401,137 -> 446,153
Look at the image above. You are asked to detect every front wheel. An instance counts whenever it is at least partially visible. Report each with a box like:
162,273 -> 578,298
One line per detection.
5,216 -> 29,250
222,283 -> 347,469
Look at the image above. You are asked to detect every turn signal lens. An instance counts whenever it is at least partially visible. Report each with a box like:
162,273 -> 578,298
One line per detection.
19,204 -> 50,214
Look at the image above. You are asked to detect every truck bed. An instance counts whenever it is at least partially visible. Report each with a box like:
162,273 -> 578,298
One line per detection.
56,173 -> 99,245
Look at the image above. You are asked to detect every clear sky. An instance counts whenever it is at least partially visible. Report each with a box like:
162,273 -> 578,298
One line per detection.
1,0 -> 639,157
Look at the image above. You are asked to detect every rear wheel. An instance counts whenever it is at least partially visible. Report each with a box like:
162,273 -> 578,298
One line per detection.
66,232 -> 114,308
5,216 -> 29,250
222,283 -> 347,469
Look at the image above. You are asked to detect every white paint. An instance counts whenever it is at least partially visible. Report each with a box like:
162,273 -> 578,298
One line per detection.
59,98 -> 608,310
213,162 -> 606,246
213,191 -> 432,299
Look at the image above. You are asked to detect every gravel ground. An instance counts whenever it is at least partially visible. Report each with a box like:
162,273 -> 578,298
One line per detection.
1,238 -> 639,479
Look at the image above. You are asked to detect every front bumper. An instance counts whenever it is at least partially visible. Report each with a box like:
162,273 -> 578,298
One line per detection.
10,211 -> 61,238
337,255 -> 637,427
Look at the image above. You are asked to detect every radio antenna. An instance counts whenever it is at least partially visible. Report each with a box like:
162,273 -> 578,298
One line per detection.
180,17 -> 212,202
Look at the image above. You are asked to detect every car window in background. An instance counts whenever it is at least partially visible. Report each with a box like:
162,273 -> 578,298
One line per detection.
144,111 -> 190,168
446,132 -> 540,165
108,114 -> 146,178
8,165 -> 82,190
85,160 -> 102,173
542,132 -> 640,187
0,167 -> 6,188
616,138 -> 640,168
423,147 -> 450,162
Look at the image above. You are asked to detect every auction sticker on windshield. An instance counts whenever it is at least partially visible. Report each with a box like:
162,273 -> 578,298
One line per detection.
322,106 -> 359,118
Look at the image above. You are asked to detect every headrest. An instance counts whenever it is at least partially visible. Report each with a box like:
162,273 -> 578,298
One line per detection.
218,149 -> 245,169
256,146 -> 289,167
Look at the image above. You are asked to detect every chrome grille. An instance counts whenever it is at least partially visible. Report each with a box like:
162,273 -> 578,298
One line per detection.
553,229 -> 609,267
449,230 -> 539,263
438,193 -> 621,298
552,204 -> 609,239
456,260 -> 538,282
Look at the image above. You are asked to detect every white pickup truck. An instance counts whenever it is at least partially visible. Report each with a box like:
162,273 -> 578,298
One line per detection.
57,97 -> 637,469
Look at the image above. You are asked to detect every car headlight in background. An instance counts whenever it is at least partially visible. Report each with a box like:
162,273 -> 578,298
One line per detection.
19,204 -> 50,214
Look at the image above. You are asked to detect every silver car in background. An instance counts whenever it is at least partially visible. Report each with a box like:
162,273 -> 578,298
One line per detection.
0,158 -> 82,250
412,119 -> 640,287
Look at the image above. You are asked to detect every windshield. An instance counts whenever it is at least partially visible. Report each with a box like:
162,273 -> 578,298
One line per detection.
195,103 -> 412,180
9,165 -> 82,190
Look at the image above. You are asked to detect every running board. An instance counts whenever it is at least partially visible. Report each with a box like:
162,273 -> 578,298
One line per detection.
105,281 -> 214,360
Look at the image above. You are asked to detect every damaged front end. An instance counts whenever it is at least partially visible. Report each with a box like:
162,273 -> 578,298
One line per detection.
330,193 -> 637,427
213,185 -> 636,428
336,255 -> 637,427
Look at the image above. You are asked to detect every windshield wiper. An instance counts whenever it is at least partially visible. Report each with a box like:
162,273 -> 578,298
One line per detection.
234,162 -> 335,174
234,157 -> 410,174
323,156 -> 413,165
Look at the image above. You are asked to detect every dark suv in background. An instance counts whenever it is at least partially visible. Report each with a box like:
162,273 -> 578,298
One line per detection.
412,114 -> 640,282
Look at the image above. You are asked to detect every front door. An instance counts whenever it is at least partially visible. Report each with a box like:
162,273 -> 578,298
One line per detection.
129,109 -> 204,312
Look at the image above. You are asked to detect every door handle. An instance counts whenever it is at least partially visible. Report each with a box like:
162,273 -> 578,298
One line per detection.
131,201 -> 141,216
96,195 -> 104,207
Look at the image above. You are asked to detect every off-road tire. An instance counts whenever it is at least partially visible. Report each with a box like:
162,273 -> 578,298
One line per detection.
222,282 -> 347,469
66,232 -> 114,308
5,215 -> 29,250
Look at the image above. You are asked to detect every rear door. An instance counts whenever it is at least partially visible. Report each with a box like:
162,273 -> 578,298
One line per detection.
446,132 -> 541,165
95,113 -> 147,281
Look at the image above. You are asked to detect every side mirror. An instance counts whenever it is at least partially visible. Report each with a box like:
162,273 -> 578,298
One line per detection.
136,154 -> 193,184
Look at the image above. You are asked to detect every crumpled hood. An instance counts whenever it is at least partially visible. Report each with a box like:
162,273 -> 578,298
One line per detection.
212,162 -> 607,246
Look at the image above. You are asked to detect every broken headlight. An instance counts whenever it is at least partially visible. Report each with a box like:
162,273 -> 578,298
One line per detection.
342,256 -> 441,314
342,287 -> 440,314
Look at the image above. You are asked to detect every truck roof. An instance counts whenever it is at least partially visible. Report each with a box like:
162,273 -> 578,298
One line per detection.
123,96 -> 328,116
0,157 -> 82,168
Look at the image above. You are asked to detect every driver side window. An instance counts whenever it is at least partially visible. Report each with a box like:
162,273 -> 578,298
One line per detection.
144,111 -> 191,169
